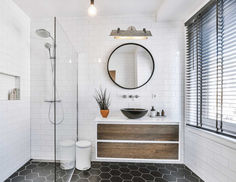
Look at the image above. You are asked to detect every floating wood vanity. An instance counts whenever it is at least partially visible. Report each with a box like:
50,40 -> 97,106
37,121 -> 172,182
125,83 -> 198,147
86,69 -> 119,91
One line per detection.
95,116 -> 181,163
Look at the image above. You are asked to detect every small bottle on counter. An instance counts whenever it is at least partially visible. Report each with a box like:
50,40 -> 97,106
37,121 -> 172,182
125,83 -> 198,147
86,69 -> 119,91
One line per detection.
150,106 -> 156,118
161,109 -> 165,116
156,111 -> 160,116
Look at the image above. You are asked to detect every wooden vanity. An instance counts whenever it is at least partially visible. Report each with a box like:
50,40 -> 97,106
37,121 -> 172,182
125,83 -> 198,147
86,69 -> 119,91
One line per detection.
95,116 -> 181,163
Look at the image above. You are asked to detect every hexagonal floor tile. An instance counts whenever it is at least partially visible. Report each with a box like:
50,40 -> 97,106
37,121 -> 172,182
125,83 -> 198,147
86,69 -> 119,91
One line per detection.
110,176 -> 123,182
99,172 -> 111,179
5,161 -> 204,182
110,169 -> 121,176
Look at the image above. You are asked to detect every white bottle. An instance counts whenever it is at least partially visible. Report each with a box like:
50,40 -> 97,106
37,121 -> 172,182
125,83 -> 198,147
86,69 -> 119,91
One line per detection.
150,106 -> 156,118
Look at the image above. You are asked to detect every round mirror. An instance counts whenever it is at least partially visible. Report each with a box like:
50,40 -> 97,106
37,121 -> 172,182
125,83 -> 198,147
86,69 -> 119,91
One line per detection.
107,43 -> 155,89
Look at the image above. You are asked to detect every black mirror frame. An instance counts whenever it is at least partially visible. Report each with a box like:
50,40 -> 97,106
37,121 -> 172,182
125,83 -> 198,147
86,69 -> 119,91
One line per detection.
107,43 -> 155,90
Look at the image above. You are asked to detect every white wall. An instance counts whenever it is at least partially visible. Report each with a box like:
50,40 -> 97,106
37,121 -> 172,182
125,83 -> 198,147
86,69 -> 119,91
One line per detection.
185,127 -> 236,182
0,0 -> 30,181
58,16 -> 185,160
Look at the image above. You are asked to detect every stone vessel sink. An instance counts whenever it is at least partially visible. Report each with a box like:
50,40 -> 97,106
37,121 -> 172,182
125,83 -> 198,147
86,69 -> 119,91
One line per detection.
121,108 -> 148,119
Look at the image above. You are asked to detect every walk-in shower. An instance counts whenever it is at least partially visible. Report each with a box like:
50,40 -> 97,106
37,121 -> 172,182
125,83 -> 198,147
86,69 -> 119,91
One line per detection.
30,18 -> 78,182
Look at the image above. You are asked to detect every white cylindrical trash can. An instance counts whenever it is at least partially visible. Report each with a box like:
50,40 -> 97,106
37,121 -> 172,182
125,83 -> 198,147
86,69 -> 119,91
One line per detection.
60,140 -> 75,170
76,140 -> 92,170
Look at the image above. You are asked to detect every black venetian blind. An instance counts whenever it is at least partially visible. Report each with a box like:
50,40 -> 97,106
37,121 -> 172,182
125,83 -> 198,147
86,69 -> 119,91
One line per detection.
185,0 -> 236,138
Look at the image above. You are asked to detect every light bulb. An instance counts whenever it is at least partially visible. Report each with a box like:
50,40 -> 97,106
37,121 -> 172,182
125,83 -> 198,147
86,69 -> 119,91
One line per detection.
88,4 -> 97,17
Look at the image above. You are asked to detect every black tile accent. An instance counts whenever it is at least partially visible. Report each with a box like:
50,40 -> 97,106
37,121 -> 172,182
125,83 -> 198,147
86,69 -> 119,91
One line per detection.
132,177 -> 145,182
110,176 -> 122,182
88,175 -> 101,182
150,171 -> 162,178
6,161 -> 204,182
79,171 -> 90,178
110,165 -> 120,170
5,160 -> 74,182
158,168 -> 171,175
163,174 -> 176,181
146,165 -> 157,171
100,167 -> 111,173
120,174 -> 132,180
90,169 -> 101,176
127,165 -> 138,171
141,174 -> 154,181
100,173 -> 111,179
70,162 -> 204,182
110,170 -> 121,176
155,178 -> 168,182
119,168 -> 130,173
138,168 -> 149,174
176,179 -> 189,182
185,174 -> 199,182
11,176 -> 25,182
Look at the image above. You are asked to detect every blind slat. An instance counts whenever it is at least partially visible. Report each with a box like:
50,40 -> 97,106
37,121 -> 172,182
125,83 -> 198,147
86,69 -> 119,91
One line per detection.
185,0 -> 236,138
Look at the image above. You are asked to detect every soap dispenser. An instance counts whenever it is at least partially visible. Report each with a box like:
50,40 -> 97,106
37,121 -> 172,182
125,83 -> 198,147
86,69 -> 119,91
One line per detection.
150,106 -> 156,118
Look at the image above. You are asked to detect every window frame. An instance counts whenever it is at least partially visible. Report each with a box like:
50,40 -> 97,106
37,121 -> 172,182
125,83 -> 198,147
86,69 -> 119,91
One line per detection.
185,0 -> 236,139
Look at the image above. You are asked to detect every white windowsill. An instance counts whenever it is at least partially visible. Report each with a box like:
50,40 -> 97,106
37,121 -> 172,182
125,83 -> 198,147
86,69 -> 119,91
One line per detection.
185,125 -> 236,150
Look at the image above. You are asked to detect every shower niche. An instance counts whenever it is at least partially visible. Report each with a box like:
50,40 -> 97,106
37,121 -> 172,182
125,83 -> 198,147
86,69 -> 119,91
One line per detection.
0,72 -> 20,100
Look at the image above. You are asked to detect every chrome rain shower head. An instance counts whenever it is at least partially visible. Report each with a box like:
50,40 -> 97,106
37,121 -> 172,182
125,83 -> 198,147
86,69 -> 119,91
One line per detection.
36,29 -> 53,40
36,29 -> 54,59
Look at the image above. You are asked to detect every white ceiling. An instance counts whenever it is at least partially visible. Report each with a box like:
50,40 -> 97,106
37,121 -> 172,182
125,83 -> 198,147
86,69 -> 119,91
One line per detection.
13,0 -> 208,21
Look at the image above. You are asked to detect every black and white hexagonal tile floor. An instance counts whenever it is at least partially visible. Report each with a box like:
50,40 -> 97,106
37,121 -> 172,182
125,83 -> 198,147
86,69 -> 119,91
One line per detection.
5,161 -> 204,182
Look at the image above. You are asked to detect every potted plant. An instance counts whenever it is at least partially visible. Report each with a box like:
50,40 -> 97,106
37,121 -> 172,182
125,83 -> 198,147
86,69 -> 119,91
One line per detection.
94,88 -> 111,118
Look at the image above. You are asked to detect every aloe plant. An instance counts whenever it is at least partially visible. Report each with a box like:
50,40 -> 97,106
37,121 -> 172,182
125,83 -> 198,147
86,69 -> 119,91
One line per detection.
94,88 -> 111,110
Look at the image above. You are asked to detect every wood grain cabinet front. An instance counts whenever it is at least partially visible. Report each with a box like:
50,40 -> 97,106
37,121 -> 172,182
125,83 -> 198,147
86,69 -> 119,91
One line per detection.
97,124 -> 179,141
97,142 -> 179,159
96,123 -> 180,160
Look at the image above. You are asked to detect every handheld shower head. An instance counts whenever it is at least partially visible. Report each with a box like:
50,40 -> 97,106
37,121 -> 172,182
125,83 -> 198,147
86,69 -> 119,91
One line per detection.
36,29 -> 53,40
44,43 -> 54,59
44,42 -> 52,49
36,29 -> 54,59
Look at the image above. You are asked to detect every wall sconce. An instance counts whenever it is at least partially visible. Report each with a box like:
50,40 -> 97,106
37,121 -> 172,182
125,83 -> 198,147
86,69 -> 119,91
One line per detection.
110,26 -> 152,40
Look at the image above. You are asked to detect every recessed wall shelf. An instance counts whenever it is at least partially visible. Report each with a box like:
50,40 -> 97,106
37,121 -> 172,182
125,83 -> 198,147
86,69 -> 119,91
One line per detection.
0,72 -> 20,101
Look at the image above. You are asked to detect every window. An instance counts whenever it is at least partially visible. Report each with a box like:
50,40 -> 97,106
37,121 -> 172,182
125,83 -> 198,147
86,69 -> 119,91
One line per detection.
185,0 -> 236,138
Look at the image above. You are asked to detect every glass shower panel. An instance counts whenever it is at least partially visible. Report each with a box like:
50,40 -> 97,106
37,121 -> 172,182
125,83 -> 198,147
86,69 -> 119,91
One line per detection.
30,17 -> 58,182
55,18 -> 78,181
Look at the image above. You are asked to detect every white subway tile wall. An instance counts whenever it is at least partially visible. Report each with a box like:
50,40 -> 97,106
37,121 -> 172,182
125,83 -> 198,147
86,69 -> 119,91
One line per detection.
185,127 -> 236,182
0,0 -> 30,181
30,16 -> 185,161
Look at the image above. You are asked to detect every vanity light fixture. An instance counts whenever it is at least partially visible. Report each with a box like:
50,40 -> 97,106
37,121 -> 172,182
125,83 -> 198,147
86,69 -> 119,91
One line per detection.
110,26 -> 152,40
88,0 -> 97,17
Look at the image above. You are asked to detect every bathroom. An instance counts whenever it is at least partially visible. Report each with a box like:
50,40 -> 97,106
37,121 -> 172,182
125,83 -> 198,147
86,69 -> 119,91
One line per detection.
0,0 -> 236,181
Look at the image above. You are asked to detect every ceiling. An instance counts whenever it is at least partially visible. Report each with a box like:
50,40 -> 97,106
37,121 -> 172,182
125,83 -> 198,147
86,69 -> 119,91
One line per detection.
13,0 -> 208,21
